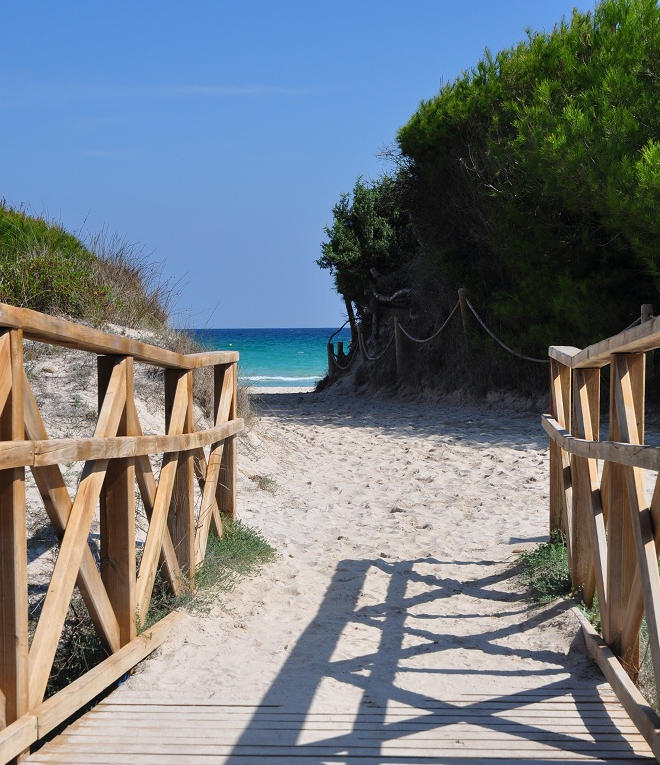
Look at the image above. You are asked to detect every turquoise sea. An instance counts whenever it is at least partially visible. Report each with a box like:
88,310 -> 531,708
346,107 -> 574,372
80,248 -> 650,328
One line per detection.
189,328 -> 352,388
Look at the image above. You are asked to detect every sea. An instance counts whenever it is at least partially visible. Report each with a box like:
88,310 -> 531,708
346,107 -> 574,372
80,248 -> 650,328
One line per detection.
189,327 -> 353,388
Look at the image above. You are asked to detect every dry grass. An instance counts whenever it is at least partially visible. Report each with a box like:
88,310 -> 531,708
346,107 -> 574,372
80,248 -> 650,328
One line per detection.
87,230 -> 176,328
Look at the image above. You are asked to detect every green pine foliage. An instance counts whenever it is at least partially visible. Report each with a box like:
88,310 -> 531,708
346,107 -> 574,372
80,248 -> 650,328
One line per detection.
319,0 -> 659,391
317,176 -> 417,316
397,0 -> 659,353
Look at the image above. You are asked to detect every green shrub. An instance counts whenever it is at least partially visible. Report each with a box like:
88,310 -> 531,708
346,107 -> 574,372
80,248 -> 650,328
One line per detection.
518,532 -> 571,603
397,0 -> 660,353
0,203 -> 171,327
318,0 -> 660,394
141,520 -> 276,628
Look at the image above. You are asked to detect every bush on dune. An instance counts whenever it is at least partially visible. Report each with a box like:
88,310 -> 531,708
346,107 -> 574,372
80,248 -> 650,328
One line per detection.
319,0 -> 660,393
0,202 -> 171,328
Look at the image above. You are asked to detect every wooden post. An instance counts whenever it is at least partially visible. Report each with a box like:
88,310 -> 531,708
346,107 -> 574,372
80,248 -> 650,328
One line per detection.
394,315 -> 403,381
326,342 -> 335,380
98,356 -> 136,646
570,368 -> 600,607
218,362 -> 237,521
604,353 -> 645,672
642,304 -> 654,379
549,359 -> 571,539
336,341 -> 345,363
458,288 -> 469,338
165,369 -> 195,579
0,330 -> 28,746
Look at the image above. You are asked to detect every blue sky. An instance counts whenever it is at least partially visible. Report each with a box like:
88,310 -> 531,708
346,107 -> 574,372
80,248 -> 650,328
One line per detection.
1,1 -> 595,328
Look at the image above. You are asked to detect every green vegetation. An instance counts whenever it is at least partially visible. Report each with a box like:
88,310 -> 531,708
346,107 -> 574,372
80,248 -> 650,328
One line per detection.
517,532 -> 572,604
140,520 -> 276,630
318,176 -> 417,337
319,0 -> 660,392
250,473 -> 278,494
0,202 -> 170,327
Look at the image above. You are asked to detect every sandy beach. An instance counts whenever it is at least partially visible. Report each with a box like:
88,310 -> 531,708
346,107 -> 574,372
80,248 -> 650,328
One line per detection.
114,388 -> 603,711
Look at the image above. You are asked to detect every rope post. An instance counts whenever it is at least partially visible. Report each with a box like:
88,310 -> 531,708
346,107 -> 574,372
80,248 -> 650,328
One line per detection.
327,342 -> 336,381
642,304 -> 654,379
394,314 -> 403,381
458,288 -> 469,345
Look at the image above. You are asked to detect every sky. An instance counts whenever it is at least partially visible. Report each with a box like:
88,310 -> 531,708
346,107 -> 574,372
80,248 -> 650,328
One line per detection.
1,1 -> 596,328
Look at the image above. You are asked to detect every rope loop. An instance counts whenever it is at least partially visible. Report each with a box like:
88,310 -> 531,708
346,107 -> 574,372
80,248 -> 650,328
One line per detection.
464,298 -> 549,364
359,331 -> 394,362
398,301 -> 460,344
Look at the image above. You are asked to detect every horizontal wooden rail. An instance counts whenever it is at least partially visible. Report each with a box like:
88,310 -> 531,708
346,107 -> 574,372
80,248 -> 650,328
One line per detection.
0,417 -> 244,470
549,313 -> 660,368
547,304 -> 660,760
0,303 -> 237,368
0,304 -> 243,762
542,415 -> 660,471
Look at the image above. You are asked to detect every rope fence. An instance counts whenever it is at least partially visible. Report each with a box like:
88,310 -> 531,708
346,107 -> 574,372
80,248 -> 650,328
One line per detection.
398,301 -> 459,343
463,297 -> 548,364
358,330 -> 394,362
326,289 -> 653,380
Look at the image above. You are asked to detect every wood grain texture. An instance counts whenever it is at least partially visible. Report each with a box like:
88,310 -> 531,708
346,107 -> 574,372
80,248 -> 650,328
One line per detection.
0,419 -> 244,470
576,608 -> 660,762
22,678 -> 655,764
0,302 -> 237,369
0,613 -> 180,765
542,416 -> 660,470
571,368 -> 604,611
549,360 -> 574,572
217,363 -> 238,521
165,370 -> 194,579
549,315 -> 660,369
0,330 -> 29,732
28,361 -> 127,707
135,371 -> 190,619
125,397 -> 183,597
604,359 -> 639,669
195,364 -> 235,563
22,371 -> 121,655
99,356 -> 136,646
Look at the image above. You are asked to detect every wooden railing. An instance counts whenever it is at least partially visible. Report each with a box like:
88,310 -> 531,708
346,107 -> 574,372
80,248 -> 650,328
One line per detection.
0,303 -> 243,763
545,311 -> 660,760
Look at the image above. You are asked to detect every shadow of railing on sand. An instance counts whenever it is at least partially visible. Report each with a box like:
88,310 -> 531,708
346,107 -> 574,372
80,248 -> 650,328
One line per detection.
224,557 -> 637,764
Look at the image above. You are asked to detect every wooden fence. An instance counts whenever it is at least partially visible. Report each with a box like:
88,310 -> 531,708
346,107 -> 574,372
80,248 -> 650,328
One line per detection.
0,303 -> 243,763
545,311 -> 660,760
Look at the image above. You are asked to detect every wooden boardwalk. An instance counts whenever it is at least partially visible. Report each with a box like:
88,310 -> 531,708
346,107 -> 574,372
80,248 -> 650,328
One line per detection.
26,686 -> 654,763
6,304 -> 660,763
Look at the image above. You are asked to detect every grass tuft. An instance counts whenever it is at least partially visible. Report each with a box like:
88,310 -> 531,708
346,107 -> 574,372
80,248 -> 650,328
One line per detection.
517,532 -> 571,604
43,595 -> 110,699
141,519 -> 276,629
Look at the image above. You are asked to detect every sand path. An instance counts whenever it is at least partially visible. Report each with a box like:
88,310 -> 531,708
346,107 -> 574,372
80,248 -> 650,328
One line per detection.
29,389 -> 655,763
117,391 -> 605,707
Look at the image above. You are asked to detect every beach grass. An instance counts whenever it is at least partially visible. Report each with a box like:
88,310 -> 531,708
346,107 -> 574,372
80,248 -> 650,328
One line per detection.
517,532 -> 571,604
141,519 -> 276,629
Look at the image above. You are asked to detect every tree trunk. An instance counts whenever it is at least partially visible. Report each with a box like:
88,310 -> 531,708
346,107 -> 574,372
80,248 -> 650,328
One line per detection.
344,297 -> 357,345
